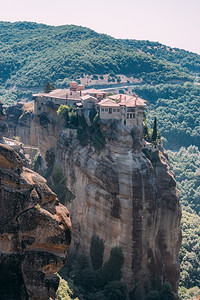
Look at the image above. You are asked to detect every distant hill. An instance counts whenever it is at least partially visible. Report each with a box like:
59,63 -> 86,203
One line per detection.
0,21 -> 198,89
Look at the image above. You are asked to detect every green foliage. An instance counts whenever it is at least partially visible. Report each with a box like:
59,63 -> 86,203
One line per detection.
103,247 -> 124,283
76,112 -> 106,152
57,105 -> 79,129
152,117 -> 157,141
124,39 -> 200,73
57,104 -> 69,124
178,286 -> 200,300
168,146 -> 200,213
56,275 -> 79,300
134,83 -> 200,149
58,248 -> 125,300
0,21 -> 196,104
91,114 -> 106,153
168,147 -> 200,290
45,165 -> 75,204
90,235 -> 105,270
32,150 -> 41,172
142,149 -> 160,164
43,81 -> 55,93
146,281 -> 174,300
103,281 -> 127,300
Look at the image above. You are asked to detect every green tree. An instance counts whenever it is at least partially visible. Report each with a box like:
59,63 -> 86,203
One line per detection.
103,247 -> 124,283
43,81 -> 55,93
152,117 -> 158,141
57,105 -> 69,121
90,235 -> 105,270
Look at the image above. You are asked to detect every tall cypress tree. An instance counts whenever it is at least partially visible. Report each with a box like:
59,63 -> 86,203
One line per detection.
152,117 -> 157,141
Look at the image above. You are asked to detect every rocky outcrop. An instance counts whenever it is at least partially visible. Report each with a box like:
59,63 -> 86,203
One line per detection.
55,121 -> 181,299
6,103 -> 181,299
0,144 -> 72,300
6,102 -> 61,162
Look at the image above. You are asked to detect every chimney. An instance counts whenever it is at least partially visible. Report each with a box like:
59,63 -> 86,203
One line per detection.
66,94 -> 68,99
136,95 -> 138,100
69,81 -> 78,91
119,94 -> 122,101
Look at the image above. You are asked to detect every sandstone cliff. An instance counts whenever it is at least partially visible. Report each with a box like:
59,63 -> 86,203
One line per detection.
6,103 -> 181,299
6,102 -> 61,162
55,120 -> 181,299
0,144 -> 72,300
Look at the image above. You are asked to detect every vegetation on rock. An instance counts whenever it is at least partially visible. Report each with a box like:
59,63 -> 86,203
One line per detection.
58,244 -> 125,300
168,147 -> 200,298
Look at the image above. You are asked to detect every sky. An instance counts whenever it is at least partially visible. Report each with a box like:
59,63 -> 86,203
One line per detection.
1,0 -> 200,55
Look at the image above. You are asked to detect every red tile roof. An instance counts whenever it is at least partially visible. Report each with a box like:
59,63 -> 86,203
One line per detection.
98,99 -> 120,107
81,95 -> 98,102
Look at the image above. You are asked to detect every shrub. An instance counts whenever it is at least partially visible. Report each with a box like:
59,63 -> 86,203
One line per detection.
57,105 -> 69,125
103,281 -> 127,300
142,149 -> 160,164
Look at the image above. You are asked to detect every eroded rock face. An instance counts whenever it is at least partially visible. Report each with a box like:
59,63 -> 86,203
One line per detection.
6,104 -> 181,299
6,103 -> 61,162
0,144 -> 72,300
56,122 -> 181,299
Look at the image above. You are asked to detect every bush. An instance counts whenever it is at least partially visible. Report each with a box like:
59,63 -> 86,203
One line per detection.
57,104 -> 69,125
104,281 -> 127,300
146,281 -> 174,300
142,149 -> 160,164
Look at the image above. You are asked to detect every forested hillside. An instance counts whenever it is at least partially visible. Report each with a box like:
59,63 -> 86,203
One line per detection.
134,83 -> 200,149
168,147 -> 200,299
0,21 -> 196,90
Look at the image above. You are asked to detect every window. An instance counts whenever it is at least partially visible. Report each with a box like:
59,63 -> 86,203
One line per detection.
127,107 -> 135,112
113,109 -> 116,112
105,108 -> 108,112
101,108 -> 104,112
39,107 -> 41,110
109,108 -> 112,114
127,114 -> 129,119
117,109 -> 120,112
133,113 -> 135,118
41,103 -> 43,105
130,113 -> 132,118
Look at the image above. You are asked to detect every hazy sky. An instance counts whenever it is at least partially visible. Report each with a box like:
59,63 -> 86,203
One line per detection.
1,0 -> 200,54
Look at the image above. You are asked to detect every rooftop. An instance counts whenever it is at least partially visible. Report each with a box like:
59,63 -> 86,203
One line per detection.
98,94 -> 146,108
82,88 -> 107,95
98,98 -> 120,107
81,95 -> 98,102
109,94 -> 146,107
